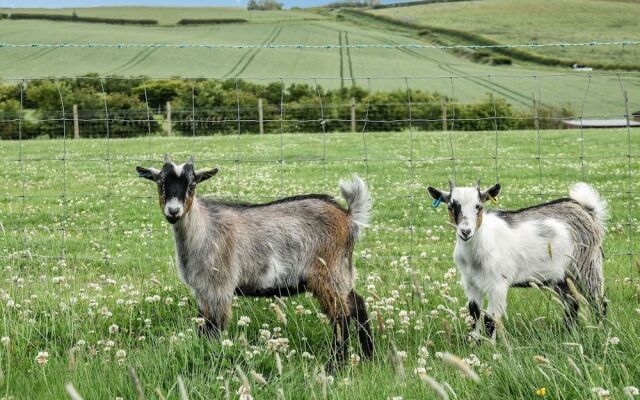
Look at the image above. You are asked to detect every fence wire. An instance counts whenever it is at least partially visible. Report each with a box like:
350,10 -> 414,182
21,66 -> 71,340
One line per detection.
0,73 -> 637,286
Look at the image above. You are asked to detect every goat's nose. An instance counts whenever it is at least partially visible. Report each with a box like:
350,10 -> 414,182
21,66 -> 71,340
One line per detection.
460,228 -> 471,238
168,207 -> 180,216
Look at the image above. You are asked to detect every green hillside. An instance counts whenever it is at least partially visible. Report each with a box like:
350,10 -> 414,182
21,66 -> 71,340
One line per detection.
0,5 -> 638,115
370,0 -> 640,68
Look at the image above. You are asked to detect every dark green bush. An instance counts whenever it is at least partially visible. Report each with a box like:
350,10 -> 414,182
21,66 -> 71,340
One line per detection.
8,13 -> 157,25
177,18 -> 247,25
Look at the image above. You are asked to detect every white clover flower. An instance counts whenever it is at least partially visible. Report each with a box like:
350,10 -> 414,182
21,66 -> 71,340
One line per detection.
413,367 -> 426,375
108,324 -> 119,334
221,339 -> 233,347
259,329 -> 271,341
1,336 -> 9,347
35,351 -> 49,365
237,385 -> 253,400
237,316 -> 251,327
116,349 -> 126,359
591,387 -> 609,398
193,317 -> 206,327
623,386 -> 639,397
608,336 -> 620,345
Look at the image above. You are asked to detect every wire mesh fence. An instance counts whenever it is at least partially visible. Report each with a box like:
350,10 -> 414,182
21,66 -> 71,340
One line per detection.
0,73 -> 638,287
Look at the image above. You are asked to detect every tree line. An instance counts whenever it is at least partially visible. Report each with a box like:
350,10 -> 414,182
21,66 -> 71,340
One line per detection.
0,76 -> 572,140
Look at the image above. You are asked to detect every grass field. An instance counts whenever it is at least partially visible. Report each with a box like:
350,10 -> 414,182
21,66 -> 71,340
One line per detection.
0,129 -> 638,399
370,0 -> 640,68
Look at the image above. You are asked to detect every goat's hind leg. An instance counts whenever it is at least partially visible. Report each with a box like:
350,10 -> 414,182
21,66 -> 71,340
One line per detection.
348,289 -> 373,359
308,278 -> 351,373
554,278 -> 579,328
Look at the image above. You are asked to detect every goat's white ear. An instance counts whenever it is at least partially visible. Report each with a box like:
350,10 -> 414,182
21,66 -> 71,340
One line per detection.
480,183 -> 501,202
428,186 -> 450,202
195,167 -> 219,183
136,166 -> 160,181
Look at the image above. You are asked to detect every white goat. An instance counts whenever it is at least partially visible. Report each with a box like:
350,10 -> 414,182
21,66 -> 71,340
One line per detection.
428,181 -> 608,336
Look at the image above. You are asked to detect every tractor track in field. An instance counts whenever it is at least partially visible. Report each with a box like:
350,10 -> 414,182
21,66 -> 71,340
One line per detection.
338,31 -> 345,88
0,33 -> 89,68
343,31 -> 356,87
379,37 -> 536,107
223,25 -> 283,78
102,47 -> 158,76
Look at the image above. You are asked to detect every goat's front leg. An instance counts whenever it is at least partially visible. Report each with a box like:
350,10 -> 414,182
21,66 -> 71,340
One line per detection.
485,284 -> 508,339
196,292 -> 232,339
464,281 -> 484,332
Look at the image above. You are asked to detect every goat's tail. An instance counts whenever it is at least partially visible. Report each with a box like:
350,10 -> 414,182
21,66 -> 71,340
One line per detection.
569,182 -> 608,230
339,174 -> 371,232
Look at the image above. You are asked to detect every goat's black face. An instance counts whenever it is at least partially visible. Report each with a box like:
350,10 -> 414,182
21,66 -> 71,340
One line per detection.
136,159 -> 218,225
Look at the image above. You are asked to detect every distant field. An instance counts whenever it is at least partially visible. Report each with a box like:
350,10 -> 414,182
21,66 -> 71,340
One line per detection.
0,12 -> 639,116
370,0 -> 640,67
0,6 -> 320,24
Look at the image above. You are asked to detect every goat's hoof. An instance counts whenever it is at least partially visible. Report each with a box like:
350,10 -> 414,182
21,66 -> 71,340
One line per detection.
324,360 -> 342,376
466,331 -> 481,344
197,324 -> 219,339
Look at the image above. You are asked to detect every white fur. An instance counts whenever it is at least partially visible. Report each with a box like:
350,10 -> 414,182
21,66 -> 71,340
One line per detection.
339,175 -> 371,230
455,216 -> 573,318
164,197 -> 184,218
570,182 -> 608,225
172,162 -> 185,177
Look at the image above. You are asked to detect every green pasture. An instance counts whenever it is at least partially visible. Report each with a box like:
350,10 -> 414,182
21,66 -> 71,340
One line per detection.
0,129 -> 638,399
370,0 -> 640,68
0,5 -> 639,116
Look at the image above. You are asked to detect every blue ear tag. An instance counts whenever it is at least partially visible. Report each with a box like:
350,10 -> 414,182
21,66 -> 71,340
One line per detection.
432,196 -> 443,208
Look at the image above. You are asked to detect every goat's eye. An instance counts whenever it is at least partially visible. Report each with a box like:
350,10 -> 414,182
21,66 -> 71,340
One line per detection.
475,204 -> 483,210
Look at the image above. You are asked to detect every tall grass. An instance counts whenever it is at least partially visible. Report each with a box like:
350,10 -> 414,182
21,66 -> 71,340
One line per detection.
0,129 -> 638,399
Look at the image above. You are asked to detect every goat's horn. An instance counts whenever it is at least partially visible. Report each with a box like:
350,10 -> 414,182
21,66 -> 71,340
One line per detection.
164,153 -> 171,163
474,178 -> 480,188
448,179 -> 455,191
188,154 -> 195,164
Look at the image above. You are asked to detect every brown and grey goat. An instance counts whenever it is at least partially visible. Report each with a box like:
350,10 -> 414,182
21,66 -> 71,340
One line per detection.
136,156 -> 373,370
427,181 -> 608,338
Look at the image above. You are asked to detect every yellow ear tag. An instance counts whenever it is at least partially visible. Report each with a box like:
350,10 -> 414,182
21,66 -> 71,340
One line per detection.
488,193 -> 499,206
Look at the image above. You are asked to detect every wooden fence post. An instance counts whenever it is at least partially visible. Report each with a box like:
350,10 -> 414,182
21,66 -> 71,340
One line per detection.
166,101 -> 172,136
350,97 -> 356,132
441,97 -> 447,132
73,104 -> 80,139
258,98 -> 264,134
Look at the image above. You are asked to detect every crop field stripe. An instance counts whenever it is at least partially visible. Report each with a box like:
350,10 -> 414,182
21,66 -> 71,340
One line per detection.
223,25 -> 280,78
339,31 -> 345,89
442,63 -> 540,108
103,47 -> 159,75
379,36 -> 537,107
233,25 -> 283,78
344,31 -> 356,87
